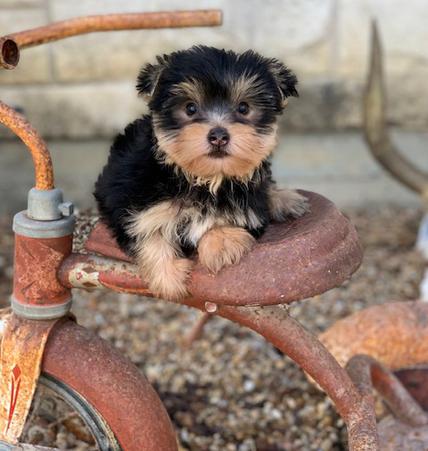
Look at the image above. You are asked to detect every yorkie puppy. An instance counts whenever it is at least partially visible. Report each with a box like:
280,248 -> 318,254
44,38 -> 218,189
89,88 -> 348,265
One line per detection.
94,46 -> 309,300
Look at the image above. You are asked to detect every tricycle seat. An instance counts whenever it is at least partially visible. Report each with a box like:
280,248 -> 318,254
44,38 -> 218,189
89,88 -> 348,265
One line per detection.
84,191 -> 362,306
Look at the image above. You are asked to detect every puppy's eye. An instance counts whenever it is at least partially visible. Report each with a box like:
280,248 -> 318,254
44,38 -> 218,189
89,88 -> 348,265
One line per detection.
237,102 -> 250,115
185,102 -> 198,116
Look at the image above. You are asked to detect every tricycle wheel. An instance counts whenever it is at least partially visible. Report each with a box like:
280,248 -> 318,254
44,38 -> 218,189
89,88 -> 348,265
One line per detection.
19,372 -> 121,449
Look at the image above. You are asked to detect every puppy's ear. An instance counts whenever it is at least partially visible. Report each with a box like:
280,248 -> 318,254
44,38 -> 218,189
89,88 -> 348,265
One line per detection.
137,55 -> 169,98
268,59 -> 298,105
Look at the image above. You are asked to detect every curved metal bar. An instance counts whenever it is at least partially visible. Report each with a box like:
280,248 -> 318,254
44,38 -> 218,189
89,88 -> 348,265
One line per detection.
0,100 -> 54,190
347,354 -> 428,428
217,305 -> 379,451
43,320 -> 178,450
58,252 -> 149,292
0,37 -> 20,69
1,10 -> 221,61
363,20 -> 428,199
183,312 -> 212,347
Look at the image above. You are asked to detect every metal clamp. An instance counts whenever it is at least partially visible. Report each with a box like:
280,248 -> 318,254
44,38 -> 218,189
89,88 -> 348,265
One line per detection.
13,188 -> 75,239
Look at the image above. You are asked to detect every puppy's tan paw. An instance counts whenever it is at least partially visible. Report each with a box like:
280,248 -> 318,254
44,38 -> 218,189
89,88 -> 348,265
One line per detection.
198,227 -> 255,274
269,188 -> 310,221
144,258 -> 193,301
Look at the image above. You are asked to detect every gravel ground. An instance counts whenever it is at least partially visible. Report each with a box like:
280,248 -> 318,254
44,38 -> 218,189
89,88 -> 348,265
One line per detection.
0,205 -> 425,450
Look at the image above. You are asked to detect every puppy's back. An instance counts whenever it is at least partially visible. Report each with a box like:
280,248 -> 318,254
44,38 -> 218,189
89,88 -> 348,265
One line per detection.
94,116 -> 157,251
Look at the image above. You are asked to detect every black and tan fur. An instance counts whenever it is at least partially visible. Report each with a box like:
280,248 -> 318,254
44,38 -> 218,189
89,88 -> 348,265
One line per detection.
94,46 -> 309,300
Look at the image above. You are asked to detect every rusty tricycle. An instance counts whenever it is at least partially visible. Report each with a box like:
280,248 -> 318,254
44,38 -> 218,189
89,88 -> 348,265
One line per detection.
1,10 -> 428,451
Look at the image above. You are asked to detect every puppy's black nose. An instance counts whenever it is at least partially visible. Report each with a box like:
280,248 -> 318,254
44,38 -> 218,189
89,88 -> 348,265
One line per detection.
208,127 -> 230,147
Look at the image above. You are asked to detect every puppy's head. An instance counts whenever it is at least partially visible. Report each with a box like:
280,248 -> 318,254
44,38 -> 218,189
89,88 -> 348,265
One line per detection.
138,46 -> 298,187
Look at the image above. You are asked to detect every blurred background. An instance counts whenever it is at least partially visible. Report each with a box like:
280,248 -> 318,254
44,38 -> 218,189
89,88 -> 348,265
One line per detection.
0,0 -> 427,213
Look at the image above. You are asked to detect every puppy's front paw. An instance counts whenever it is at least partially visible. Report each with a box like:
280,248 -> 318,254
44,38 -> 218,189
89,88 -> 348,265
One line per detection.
144,258 -> 193,301
198,227 -> 255,274
269,188 -> 310,221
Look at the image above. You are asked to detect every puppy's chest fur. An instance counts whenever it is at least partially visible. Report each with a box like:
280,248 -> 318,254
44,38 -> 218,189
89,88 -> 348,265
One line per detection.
128,179 -> 270,256
181,188 -> 267,247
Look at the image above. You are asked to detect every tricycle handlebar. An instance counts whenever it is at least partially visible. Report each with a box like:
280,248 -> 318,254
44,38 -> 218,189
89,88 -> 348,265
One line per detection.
0,10 -> 222,69
0,100 -> 54,190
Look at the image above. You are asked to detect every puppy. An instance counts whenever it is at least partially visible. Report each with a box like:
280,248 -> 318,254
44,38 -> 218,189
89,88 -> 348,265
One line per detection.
94,46 -> 309,301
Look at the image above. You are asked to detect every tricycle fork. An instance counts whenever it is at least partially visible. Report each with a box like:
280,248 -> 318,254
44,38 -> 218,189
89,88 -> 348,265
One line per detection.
0,313 -> 67,444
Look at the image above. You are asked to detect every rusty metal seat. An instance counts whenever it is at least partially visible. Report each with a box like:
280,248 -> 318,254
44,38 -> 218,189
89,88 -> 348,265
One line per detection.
84,191 -> 362,306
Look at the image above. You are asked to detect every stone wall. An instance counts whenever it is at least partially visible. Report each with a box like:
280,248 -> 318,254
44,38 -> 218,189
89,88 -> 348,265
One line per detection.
1,0 -> 428,138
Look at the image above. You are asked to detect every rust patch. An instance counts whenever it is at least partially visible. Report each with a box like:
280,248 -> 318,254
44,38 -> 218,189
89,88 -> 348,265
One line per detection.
13,233 -> 72,307
319,302 -> 428,371
0,312 -> 63,443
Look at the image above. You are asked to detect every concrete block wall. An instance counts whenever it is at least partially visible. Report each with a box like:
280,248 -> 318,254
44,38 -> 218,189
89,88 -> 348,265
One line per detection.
1,0 -> 428,138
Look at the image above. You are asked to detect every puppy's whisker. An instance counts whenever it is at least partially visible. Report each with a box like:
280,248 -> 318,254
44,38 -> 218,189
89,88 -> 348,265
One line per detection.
157,133 -> 177,143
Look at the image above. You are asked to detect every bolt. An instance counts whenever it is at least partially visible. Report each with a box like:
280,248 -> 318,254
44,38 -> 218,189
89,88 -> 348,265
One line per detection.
59,201 -> 74,217
205,301 -> 217,313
